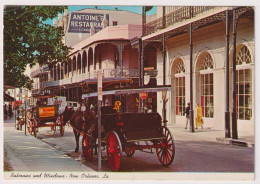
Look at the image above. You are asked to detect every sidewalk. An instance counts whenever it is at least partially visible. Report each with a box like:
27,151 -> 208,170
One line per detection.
3,117 -> 95,172
169,124 -> 255,148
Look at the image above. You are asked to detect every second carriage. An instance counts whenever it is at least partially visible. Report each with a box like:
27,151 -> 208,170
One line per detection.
27,104 -> 65,137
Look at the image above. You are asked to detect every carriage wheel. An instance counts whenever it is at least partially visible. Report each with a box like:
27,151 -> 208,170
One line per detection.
106,131 -> 122,172
27,120 -> 32,134
125,147 -> 135,157
156,126 -> 175,166
60,125 -> 65,136
82,134 -> 93,161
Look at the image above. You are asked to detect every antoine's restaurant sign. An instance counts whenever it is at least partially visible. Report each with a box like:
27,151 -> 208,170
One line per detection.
68,12 -> 109,33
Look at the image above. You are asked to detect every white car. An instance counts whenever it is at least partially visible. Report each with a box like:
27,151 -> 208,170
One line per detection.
66,101 -> 80,111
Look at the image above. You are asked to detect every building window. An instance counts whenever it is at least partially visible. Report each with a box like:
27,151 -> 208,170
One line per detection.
113,21 -> 118,26
200,54 -> 214,118
201,73 -> 214,117
176,77 -> 185,116
236,46 -> 252,120
175,59 -> 185,116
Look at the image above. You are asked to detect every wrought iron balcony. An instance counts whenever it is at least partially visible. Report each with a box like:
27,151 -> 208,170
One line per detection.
143,6 -> 214,36
30,64 -> 49,78
31,89 -> 41,95
45,68 -> 158,88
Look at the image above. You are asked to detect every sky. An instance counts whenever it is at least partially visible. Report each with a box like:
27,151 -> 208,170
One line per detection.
45,6 -> 156,25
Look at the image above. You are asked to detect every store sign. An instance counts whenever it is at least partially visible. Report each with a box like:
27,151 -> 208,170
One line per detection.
68,12 -> 109,33
38,106 -> 55,117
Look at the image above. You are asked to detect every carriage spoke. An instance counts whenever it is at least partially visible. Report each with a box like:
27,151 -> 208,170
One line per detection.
106,131 -> 122,172
156,127 -> 175,166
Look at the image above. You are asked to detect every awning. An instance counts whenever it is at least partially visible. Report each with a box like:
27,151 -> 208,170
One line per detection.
114,86 -> 170,95
82,90 -> 115,98
4,93 -> 15,102
83,78 -> 132,85
82,85 -> 171,98
33,94 -> 55,99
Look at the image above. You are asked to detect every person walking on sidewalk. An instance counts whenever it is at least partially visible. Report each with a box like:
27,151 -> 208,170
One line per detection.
195,103 -> 203,129
185,102 -> 190,129
8,103 -> 13,118
4,104 -> 7,120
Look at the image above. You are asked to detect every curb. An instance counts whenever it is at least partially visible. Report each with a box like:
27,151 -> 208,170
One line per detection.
216,137 -> 254,148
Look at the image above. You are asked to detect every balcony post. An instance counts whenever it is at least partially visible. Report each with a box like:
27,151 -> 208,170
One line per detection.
81,52 -> 83,74
93,47 -> 96,71
138,39 -> 142,86
163,6 -> 166,28
116,43 -> 124,77
53,65 -> 55,81
189,22 -> 194,133
75,56 -> 78,76
59,63 -> 62,80
63,62 -> 66,79
86,49 -> 89,73
71,60 -> 73,77
142,6 -> 146,36
162,33 -> 167,126
232,9 -> 238,139
225,10 -> 231,138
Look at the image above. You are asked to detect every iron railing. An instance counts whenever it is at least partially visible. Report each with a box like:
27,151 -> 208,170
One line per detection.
144,6 -> 214,36
45,68 -> 158,88
31,89 -> 41,95
30,64 -> 49,78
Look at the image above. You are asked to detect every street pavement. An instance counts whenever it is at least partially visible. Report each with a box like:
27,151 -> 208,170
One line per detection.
3,117 -> 94,172
3,116 -> 255,172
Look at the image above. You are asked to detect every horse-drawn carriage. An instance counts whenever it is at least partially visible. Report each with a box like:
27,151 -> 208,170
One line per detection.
15,106 -> 25,131
27,105 -> 65,137
64,104 -> 175,171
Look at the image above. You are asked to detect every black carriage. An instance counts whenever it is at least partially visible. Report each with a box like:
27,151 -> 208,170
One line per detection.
27,105 -> 65,137
82,106 -> 175,171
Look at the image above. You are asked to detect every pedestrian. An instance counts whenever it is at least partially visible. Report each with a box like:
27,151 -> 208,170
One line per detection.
4,104 -> 7,120
185,102 -> 190,129
8,103 -> 13,118
195,103 -> 203,129
36,100 -> 41,106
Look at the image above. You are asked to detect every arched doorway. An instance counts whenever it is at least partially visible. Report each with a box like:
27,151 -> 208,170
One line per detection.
195,52 -> 214,123
171,58 -> 185,125
234,45 -> 253,121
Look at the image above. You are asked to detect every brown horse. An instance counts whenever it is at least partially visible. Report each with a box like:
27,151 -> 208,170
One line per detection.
62,105 -> 96,153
